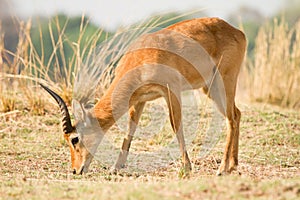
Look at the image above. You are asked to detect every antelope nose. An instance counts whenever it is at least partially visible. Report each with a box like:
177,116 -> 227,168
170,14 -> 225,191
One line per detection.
73,169 -> 76,174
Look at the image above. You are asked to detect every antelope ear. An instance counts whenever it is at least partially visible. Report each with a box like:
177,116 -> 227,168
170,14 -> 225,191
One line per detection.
72,100 -> 93,127
72,100 -> 85,122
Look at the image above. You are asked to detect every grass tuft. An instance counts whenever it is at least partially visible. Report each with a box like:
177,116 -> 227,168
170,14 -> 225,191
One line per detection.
243,17 -> 300,109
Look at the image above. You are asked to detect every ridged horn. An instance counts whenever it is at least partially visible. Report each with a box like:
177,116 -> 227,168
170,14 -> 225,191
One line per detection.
40,84 -> 74,134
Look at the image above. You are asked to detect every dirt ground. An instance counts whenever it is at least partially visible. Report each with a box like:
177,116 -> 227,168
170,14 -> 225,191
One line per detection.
0,100 -> 299,199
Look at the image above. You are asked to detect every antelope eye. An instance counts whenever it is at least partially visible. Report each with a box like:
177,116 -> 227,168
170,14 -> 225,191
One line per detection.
71,137 -> 79,146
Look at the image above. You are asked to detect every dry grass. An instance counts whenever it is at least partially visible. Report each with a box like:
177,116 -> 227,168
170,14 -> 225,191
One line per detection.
0,103 -> 299,199
242,18 -> 300,109
0,14 -> 182,112
0,16 -> 104,113
1,16 -> 299,113
0,14 -> 299,199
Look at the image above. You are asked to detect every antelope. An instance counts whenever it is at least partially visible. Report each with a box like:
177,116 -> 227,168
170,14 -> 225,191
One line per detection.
41,17 -> 246,175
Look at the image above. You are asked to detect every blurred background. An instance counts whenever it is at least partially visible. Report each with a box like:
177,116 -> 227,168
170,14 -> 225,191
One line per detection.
6,0 -> 285,30
1,0 -> 298,56
0,0 -> 299,113
2,0 -> 299,52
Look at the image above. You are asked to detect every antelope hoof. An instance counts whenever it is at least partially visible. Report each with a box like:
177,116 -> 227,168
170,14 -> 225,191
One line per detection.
185,163 -> 192,172
178,162 -> 192,178
216,163 -> 229,176
109,162 -> 126,175
216,169 -> 228,176
109,166 -> 119,175
216,165 -> 237,176
113,151 -> 128,170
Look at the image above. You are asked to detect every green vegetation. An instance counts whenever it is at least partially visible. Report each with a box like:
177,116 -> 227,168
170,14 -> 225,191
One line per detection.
29,15 -> 109,78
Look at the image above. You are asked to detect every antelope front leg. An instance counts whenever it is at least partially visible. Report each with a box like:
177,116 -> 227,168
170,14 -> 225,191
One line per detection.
111,102 -> 145,172
112,136 -> 132,171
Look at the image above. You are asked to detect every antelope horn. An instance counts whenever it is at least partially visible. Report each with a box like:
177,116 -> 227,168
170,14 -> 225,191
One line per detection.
40,84 -> 75,134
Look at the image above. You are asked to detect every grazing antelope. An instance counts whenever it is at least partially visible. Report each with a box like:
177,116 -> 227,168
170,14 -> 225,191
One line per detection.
41,17 -> 246,175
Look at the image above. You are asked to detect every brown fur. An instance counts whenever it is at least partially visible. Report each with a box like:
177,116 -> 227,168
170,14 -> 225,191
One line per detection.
69,17 -> 246,175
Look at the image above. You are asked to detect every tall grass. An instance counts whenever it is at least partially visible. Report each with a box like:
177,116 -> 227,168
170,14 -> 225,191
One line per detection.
1,11 -> 202,114
0,16 -> 104,113
244,18 -> 300,109
1,15 -> 299,114
0,20 -> 24,113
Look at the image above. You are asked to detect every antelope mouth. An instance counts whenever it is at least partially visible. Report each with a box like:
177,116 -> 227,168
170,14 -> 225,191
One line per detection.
73,166 -> 85,175
79,166 -> 84,175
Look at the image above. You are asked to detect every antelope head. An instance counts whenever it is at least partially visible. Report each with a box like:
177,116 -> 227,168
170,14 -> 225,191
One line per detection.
40,84 -> 102,175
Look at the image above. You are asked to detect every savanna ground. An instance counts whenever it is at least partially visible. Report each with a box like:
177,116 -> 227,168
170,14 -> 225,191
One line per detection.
0,95 -> 299,199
